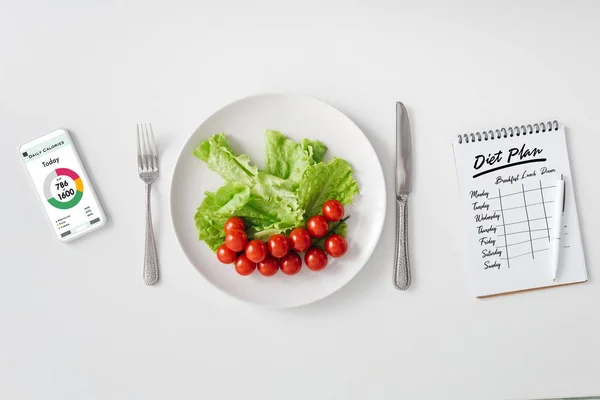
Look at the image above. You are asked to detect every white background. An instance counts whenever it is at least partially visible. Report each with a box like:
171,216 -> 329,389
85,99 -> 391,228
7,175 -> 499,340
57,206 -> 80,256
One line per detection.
1,1 -> 599,399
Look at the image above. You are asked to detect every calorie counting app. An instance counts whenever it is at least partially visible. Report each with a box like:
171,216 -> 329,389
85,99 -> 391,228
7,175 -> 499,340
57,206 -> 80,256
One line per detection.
20,129 -> 106,241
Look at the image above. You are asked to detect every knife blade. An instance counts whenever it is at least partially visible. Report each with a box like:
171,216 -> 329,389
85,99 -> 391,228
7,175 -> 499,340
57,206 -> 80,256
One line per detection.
396,102 -> 412,195
394,102 -> 412,290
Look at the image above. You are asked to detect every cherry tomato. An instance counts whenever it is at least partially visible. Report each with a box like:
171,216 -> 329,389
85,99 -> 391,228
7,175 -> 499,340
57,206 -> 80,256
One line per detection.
267,234 -> 290,258
304,248 -> 328,271
245,240 -> 267,263
235,254 -> 256,276
307,215 -> 329,238
324,234 -> 348,257
224,217 -> 245,233
280,252 -> 302,275
322,200 -> 344,222
288,228 -> 312,252
225,229 -> 247,252
257,256 -> 279,276
216,244 -> 237,264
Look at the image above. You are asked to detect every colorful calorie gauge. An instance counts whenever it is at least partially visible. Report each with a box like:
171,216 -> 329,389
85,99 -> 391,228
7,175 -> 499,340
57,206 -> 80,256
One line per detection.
43,168 -> 84,209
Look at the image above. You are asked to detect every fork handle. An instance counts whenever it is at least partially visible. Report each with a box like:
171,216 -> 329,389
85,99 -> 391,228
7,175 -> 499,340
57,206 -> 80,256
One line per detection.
144,183 -> 159,285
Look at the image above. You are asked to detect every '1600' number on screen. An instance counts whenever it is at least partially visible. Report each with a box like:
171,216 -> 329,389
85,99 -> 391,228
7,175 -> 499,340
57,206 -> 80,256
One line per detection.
57,188 -> 75,200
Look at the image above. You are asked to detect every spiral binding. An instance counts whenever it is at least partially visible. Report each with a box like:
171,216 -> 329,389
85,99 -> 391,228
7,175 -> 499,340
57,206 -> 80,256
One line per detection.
457,120 -> 559,144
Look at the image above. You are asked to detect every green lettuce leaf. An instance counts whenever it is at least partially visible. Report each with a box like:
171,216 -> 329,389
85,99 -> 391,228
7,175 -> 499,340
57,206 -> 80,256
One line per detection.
302,138 -> 327,163
330,221 -> 348,237
265,130 -> 327,182
296,158 -> 359,218
193,133 -> 258,186
194,183 -> 251,251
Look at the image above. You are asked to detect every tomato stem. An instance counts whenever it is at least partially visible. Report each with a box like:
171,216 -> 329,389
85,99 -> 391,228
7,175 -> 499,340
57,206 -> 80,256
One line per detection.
313,215 -> 351,247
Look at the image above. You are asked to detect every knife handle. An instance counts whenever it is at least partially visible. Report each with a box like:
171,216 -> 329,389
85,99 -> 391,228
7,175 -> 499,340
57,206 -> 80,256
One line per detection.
393,195 -> 411,290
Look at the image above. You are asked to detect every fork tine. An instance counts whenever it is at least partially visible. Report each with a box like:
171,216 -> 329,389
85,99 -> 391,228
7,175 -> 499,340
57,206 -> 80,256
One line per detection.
139,124 -> 149,171
143,123 -> 152,170
143,123 -> 154,171
137,124 -> 144,170
147,123 -> 158,171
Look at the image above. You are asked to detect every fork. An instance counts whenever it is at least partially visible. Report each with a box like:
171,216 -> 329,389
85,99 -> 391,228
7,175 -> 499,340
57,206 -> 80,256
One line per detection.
137,123 -> 159,285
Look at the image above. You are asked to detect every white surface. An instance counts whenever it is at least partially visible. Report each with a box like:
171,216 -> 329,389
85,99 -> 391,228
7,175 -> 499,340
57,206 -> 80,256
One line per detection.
453,125 -> 587,296
1,1 -> 599,399
171,93 -> 385,307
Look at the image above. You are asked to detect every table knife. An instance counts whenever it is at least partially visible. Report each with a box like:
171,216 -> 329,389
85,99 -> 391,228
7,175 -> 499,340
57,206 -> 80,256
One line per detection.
394,102 -> 412,290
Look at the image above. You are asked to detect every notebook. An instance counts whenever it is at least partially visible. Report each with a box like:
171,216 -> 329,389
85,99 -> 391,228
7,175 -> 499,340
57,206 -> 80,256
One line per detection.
452,121 -> 587,297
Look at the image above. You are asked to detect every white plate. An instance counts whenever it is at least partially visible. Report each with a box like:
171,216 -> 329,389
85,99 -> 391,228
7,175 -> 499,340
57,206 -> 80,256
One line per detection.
171,93 -> 386,307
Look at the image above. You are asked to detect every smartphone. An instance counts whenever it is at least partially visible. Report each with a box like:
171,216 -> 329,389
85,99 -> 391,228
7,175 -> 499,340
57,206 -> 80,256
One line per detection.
20,128 -> 106,241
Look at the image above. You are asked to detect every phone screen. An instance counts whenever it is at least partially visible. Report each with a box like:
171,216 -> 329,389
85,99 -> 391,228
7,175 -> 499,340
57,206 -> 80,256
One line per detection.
20,129 -> 105,241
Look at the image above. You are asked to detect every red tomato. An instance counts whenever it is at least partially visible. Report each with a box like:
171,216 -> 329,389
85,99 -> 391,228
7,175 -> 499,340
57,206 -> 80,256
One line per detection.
234,254 -> 256,276
324,234 -> 348,257
257,256 -> 279,276
267,234 -> 290,258
224,217 -> 245,233
216,244 -> 237,264
322,200 -> 344,222
289,228 -> 312,252
304,248 -> 328,271
307,215 -> 329,238
280,252 -> 302,275
245,240 -> 267,263
225,229 -> 247,252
